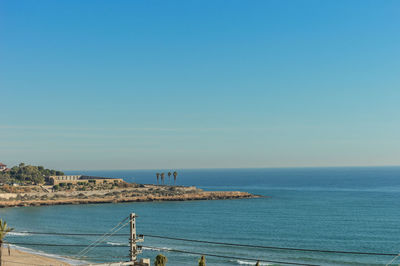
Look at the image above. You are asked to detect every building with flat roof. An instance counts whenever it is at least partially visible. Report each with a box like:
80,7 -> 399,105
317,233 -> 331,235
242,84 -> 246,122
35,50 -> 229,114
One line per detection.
47,175 -> 123,185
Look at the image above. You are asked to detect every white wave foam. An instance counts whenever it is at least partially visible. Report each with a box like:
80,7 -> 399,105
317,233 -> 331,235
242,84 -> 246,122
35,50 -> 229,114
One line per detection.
141,246 -> 172,252
8,232 -> 31,236
107,241 -> 128,246
236,260 -> 271,265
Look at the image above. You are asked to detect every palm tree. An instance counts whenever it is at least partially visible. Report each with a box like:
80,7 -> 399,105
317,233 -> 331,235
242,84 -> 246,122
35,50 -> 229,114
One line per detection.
167,171 -> 172,185
156,173 -> 160,185
198,255 -> 206,266
173,171 -> 178,185
154,254 -> 167,266
160,173 -> 165,185
0,219 -> 13,266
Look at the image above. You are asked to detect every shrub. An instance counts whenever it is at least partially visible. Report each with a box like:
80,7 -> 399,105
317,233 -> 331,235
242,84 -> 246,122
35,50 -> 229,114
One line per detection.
198,256 -> 206,266
154,254 -> 167,266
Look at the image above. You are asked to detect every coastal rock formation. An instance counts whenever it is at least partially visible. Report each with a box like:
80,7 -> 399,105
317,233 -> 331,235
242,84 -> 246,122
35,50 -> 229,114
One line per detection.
0,185 -> 259,208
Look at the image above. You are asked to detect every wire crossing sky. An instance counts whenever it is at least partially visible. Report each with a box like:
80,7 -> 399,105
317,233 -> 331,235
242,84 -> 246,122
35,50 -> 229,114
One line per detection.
1,0 -> 399,170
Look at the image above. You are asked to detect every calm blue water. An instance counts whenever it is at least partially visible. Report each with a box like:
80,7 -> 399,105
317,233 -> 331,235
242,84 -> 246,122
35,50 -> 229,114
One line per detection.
1,167 -> 400,265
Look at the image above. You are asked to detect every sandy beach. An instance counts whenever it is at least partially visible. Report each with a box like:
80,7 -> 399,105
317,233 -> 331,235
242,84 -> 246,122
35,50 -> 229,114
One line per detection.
1,247 -> 71,266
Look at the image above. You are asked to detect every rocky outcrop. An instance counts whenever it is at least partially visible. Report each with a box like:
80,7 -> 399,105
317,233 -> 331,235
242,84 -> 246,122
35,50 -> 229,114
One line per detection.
0,189 -> 260,208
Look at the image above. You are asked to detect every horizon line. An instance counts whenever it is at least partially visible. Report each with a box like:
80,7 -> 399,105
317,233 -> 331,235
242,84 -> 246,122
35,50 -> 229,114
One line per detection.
63,164 -> 400,172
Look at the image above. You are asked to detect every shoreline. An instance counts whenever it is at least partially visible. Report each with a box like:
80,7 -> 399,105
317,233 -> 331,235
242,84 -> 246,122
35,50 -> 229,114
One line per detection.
1,246 -> 74,266
0,190 -> 260,208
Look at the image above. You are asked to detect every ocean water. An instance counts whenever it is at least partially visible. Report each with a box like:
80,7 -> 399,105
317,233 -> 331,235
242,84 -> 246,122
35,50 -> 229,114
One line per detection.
1,167 -> 400,265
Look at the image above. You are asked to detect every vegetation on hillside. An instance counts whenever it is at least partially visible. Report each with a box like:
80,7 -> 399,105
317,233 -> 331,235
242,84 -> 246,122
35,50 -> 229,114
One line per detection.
0,163 -> 64,185
52,180 -> 133,192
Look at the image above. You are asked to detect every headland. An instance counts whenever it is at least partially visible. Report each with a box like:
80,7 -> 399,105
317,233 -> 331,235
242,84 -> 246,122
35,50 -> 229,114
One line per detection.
0,163 -> 259,208
0,184 -> 258,208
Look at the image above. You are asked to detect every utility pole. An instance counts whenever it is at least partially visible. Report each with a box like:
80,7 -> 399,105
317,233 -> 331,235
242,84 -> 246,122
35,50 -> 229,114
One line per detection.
83,213 -> 147,266
130,213 -> 137,262
130,213 -> 144,263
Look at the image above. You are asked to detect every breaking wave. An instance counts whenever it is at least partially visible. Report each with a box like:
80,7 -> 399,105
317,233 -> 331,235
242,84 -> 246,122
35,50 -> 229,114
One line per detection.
8,232 -> 32,236
106,242 -> 128,246
236,260 -> 271,265
141,246 -> 172,252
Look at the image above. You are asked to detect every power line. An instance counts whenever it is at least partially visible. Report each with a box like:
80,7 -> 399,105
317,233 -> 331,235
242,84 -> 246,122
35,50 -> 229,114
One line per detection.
5,242 -> 319,265
6,242 -> 127,247
13,231 -> 127,236
76,216 -> 130,258
139,245 -> 320,266
141,234 -> 398,256
70,256 -> 130,260
386,253 -> 400,266
11,231 -> 398,257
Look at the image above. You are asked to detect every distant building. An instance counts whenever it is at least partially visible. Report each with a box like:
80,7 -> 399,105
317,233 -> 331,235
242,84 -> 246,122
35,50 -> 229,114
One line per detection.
0,163 -> 7,172
46,175 -> 123,185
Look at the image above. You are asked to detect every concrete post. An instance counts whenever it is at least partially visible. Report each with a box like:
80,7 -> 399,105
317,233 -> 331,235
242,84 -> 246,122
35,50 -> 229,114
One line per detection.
130,213 -> 137,262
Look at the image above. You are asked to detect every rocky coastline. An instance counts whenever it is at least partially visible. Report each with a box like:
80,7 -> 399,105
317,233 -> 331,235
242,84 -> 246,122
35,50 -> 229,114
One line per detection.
0,185 -> 260,208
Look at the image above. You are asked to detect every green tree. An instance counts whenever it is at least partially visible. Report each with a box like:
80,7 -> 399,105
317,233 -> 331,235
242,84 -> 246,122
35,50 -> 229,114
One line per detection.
154,254 -> 167,266
0,163 -> 63,185
156,173 -> 160,185
0,219 -> 13,266
0,173 -> 9,185
167,171 -> 171,185
161,173 -> 165,185
173,171 -> 178,185
198,255 -> 206,266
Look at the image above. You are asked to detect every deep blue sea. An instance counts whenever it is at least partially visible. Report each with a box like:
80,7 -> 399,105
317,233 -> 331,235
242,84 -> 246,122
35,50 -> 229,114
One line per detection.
1,167 -> 400,265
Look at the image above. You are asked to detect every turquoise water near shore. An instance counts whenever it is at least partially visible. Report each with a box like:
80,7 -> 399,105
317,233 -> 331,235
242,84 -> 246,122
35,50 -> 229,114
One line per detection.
2,167 -> 400,265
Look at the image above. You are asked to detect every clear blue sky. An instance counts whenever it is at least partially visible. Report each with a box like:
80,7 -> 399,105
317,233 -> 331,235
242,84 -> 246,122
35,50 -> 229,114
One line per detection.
1,0 -> 399,170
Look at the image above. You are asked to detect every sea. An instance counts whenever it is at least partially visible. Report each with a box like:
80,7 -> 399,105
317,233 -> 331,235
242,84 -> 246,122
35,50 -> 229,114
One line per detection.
1,167 -> 400,266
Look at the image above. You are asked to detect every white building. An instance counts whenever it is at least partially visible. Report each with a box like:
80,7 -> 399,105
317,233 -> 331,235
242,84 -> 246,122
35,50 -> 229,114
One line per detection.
0,162 -> 7,172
